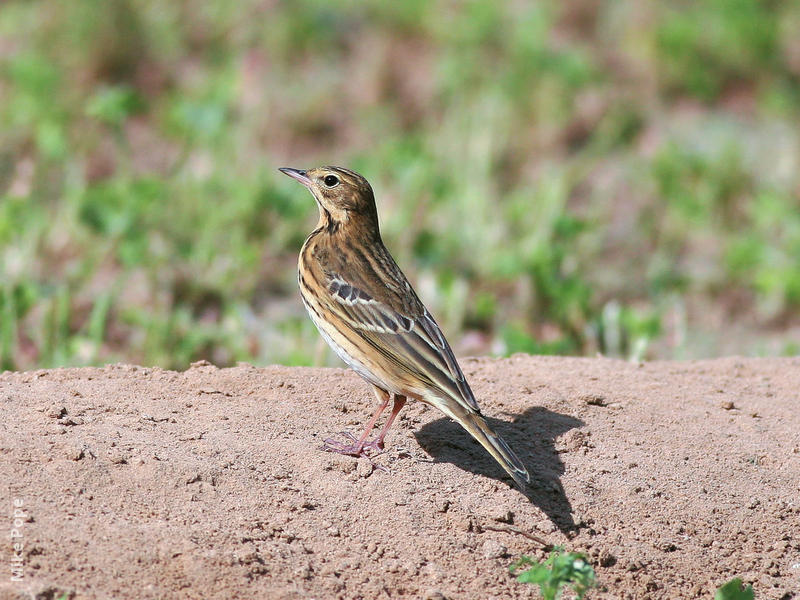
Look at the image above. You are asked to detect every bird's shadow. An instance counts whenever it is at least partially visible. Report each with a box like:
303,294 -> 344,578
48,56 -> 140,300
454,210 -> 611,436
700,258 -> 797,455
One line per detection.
414,406 -> 583,533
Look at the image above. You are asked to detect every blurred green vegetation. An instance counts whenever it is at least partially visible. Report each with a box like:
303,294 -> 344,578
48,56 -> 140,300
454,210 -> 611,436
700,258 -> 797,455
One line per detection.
1,0 -> 799,370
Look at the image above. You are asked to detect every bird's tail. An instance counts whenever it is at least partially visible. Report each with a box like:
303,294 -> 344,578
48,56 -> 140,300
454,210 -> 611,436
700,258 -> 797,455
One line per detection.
433,399 -> 530,489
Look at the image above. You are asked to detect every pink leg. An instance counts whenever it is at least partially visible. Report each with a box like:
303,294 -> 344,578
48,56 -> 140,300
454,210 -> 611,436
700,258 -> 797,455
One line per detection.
323,387 -> 391,457
373,395 -> 407,448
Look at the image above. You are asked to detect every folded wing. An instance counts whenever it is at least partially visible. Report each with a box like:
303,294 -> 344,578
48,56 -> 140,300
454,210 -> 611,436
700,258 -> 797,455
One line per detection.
326,273 -> 480,413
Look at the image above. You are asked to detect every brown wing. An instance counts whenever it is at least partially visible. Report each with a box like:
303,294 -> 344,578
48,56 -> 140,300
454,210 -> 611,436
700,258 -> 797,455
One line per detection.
323,269 -> 481,413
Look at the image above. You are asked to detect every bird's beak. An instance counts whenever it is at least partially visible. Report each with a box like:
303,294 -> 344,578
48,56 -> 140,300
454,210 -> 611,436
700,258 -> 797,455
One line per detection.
278,167 -> 312,188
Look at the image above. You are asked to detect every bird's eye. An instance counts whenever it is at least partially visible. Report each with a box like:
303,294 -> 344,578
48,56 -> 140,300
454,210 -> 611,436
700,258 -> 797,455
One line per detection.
323,174 -> 340,187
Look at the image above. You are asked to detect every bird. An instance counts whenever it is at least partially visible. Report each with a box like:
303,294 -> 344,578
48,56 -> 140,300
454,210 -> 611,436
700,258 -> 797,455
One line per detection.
279,165 -> 530,488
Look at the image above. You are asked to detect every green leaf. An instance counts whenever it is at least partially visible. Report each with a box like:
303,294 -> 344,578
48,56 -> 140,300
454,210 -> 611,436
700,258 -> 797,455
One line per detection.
715,578 -> 755,600
86,85 -> 143,126
512,548 -> 597,600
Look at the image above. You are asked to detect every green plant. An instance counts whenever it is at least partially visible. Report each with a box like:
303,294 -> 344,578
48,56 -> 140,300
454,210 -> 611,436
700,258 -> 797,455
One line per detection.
0,0 -> 797,370
510,547 -> 597,600
655,0 -> 779,101
715,578 -> 755,600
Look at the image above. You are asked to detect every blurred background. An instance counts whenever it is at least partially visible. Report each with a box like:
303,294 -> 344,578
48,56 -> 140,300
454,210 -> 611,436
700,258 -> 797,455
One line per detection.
1,0 -> 799,371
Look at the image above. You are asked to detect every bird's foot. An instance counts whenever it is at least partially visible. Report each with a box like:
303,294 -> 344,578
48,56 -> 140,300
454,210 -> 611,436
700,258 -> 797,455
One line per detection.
323,431 -> 385,458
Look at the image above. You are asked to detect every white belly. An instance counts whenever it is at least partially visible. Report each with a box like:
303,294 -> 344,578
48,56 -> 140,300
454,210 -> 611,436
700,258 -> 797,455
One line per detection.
302,297 -> 401,394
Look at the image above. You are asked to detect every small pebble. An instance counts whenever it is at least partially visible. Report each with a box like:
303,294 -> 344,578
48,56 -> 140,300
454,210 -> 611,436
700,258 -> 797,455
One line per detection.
108,450 -> 128,465
326,455 -> 357,473
65,444 -> 84,461
47,405 -> 67,419
598,549 -> 616,567
356,458 -> 373,478
536,518 -> 558,534
189,360 -> 214,368
481,539 -> 507,559
583,394 -> 607,406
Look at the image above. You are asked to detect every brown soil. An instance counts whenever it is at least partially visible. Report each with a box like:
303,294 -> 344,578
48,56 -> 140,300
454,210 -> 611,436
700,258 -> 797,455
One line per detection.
1,356 -> 799,599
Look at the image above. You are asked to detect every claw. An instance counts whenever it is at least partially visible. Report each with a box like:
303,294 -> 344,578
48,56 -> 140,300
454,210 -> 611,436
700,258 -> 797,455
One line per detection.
322,431 -> 387,460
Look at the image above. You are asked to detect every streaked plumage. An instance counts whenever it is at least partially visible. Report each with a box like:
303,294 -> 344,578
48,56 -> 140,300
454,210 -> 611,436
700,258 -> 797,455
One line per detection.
279,165 -> 530,488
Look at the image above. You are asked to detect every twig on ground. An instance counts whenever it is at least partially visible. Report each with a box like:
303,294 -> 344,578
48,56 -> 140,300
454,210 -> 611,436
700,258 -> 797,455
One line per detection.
481,524 -> 554,551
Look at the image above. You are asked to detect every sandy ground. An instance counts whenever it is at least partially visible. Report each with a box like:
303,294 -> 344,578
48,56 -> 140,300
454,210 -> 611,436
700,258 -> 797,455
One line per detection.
1,355 -> 799,599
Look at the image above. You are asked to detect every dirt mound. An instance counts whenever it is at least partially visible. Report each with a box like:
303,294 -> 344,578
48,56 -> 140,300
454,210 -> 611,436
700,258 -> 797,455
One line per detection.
1,356 -> 799,599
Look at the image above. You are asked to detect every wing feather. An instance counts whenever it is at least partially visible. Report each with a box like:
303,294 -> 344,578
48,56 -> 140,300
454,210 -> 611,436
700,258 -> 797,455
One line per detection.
325,274 -> 480,412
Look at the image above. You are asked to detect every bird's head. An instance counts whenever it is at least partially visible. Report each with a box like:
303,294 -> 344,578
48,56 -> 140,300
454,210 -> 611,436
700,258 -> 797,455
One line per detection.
279,166 -> 379,235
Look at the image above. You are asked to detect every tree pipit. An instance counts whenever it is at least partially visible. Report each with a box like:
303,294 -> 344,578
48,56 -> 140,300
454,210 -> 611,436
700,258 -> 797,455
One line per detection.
280,166 -> 529,488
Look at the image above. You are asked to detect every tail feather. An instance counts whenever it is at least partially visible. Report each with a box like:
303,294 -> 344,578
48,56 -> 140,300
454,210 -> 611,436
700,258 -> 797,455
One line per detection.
433,400 -> 530,489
